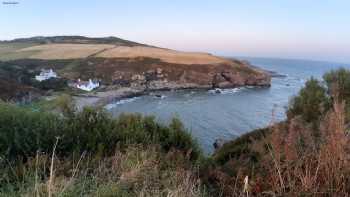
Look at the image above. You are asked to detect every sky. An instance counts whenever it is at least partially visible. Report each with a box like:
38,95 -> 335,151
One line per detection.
0,0 -> 349,63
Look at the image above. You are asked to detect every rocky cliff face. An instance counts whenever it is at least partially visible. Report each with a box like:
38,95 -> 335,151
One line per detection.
212,69 -> 271,88
76,57 -> 271,91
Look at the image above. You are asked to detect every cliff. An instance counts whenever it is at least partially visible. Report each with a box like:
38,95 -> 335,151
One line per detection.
0,36 -> 270,101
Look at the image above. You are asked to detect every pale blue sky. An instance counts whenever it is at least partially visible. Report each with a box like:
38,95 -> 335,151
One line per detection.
1,0 -> 349,63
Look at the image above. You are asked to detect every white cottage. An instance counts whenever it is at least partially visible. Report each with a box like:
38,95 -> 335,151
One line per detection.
76,79 -> 100,91
35,69 -> 57,81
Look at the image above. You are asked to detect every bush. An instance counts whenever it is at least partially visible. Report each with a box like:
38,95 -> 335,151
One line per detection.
61,107 -> 117,156
0,102 -> 201,161
287,78 -> 330,123
0,102 -> 64,159
32,77 -> 67,91
213,127 -> 270,165
110,113 -> 200,160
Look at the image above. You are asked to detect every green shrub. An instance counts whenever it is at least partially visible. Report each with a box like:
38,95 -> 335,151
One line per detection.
167,118 -> 201,159
32,77 -> 67,91
61,107 -> 116,156
287,78 -> 330,123
213,127 -> 270,165
0,102 -> 201,161
0,102 -> 64,159
112,114 -> 201,160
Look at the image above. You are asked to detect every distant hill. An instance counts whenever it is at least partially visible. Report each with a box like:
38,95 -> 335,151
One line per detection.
0,36 -> 227,64
0,36 -> 146,46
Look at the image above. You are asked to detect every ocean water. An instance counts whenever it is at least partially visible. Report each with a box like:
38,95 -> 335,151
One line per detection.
108,57 -> 349,153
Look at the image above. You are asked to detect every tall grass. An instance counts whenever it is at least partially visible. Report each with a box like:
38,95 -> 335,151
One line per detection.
205,68 -> 350,196
0,145 -> 206,196
264,99 -> 350,195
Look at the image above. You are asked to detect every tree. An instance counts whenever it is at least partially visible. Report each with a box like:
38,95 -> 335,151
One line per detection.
287,78 -> 330,123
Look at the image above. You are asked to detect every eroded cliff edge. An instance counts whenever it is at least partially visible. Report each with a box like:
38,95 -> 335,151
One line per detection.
72,57 -> 271,91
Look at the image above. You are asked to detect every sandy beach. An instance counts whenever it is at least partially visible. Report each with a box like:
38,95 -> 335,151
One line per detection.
73,87 -> 145,110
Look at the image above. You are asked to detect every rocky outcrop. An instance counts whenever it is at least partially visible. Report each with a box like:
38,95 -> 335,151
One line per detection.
107,58 -> 271,91
212,69 -> 271,88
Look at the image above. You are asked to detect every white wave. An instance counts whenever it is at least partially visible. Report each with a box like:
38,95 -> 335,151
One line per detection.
104,97 -> 139,110
245,86 -> 255,89
208,88 -> 243,94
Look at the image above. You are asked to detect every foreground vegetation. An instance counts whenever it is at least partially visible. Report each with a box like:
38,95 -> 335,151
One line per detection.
0,100 -> 204,196
1,68 -> 350,196
209,68 -> 350,196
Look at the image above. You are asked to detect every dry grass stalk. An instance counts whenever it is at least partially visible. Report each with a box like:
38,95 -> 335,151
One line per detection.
48,137 -> 59,197
35,151 -> 40,197
318,100 -> 349,194
58,151 -> 86,195
263,98 -> 350,195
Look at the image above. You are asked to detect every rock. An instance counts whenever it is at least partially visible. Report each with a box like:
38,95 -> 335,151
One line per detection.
212,73 -> 227,88
245,73 -> 271,87
113,79 -> 130,86
154,94 -> 166,99
221,71 -> 246,86
156,68 -> 163,75
90,58 -> 271,92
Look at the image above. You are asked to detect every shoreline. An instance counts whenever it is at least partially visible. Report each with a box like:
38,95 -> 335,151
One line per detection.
73,84 -> 271,110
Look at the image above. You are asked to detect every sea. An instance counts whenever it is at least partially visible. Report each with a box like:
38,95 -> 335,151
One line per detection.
106,57 -> 349,153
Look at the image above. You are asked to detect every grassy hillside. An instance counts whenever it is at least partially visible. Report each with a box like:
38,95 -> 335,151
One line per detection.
0,36 -> 245,65
17,44 -> 116,60
0,42 -> 228,65
0,36 -> 147,61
